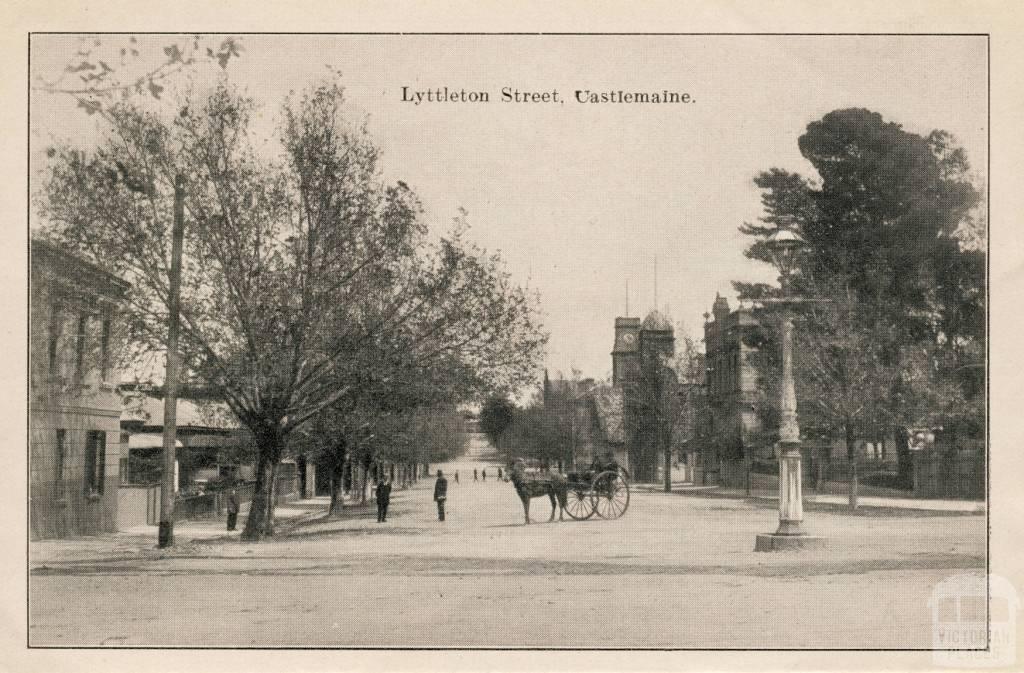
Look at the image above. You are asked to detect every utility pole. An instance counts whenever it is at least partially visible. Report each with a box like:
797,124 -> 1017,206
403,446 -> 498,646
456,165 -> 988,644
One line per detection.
158,174 -> 186,548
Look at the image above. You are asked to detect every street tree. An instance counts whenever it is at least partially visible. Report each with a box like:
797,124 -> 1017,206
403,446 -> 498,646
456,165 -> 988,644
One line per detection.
495,403 -> 565,468
736,108 -> 985,487
664,326 -> 708,490
34,34 -> 242,116
33,34 -> 241,113
480,395 -> 516,449
791,284 -> 900,508
624,340 -> 678,485
541,368 -> 592,470
39,81 -> 546,540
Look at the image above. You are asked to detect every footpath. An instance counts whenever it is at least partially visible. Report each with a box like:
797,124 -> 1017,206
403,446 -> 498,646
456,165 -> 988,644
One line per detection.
30,495 -> 340,567
633,482 -> 985,513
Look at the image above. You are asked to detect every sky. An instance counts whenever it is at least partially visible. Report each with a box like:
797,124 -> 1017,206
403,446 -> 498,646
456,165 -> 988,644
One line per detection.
30,34 -> 988,387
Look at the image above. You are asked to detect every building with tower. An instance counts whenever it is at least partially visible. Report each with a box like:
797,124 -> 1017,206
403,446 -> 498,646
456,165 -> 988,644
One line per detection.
611,317 -> 641,386
543,309 -> 679,481
623,311 -> 677,482
605,310 -> 678,482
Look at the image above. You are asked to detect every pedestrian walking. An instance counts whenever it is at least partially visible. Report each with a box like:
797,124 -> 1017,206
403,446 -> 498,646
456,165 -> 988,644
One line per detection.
454,470 -> 459,484
482,469 -> 487,482
498,467 -> 503,480
376,477 -> 392,523
434,470 -> 448,521
473,468 -> 478,481
226,487 -> 240,531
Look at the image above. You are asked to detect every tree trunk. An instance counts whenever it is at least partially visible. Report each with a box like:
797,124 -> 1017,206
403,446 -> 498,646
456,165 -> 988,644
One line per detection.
664,447 -> 672,492
360,464 -> 368,505
263,461 -> 278,536
894,426 -> 912,489
328,476 -> 342,515
241,433 -> 278,542
328,460 -> 344,516
815,450 -> 825,492
847,425 -> 859,510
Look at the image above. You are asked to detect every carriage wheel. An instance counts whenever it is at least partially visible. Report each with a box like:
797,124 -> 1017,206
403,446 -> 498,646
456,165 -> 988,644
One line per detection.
564,485 -> 596,520
591,470 -> 630,519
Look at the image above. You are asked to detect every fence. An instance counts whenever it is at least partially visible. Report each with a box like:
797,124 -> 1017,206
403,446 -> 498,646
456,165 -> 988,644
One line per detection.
174,477 -> 299,521
174,492 -> 219,520
117,484 -> 161,528
118,481 -> 263,528
274,476 -> 300,504
696,447 -> 984,501
913,450 -> 985,500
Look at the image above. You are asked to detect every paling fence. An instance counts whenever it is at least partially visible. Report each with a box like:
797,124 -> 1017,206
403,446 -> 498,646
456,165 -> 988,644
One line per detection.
117,476 -> 304,529
694,445 -> 984,501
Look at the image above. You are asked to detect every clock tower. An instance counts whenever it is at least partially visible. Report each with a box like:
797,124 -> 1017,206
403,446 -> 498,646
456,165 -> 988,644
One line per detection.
612,317 -> 641,386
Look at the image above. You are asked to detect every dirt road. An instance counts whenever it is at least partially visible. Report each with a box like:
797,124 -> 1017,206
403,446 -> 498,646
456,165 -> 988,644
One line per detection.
29,452 -> 984,648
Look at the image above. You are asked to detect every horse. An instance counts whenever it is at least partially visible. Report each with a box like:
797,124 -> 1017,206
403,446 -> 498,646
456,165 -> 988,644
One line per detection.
505,460 -> 569,524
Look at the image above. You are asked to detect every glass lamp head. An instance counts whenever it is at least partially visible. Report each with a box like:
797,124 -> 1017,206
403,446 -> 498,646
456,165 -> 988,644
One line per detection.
765,223 -> 806,279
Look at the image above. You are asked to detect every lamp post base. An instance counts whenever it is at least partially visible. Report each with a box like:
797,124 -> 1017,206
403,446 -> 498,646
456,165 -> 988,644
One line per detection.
754,532 -> 828,552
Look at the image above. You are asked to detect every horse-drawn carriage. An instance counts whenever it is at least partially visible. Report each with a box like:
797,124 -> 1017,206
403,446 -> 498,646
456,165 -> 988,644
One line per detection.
506,458 -> 630,523
562,463 -> 631,520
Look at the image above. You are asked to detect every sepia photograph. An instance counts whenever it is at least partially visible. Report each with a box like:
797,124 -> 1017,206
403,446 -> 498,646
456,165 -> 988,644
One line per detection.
25,32 -> 993,654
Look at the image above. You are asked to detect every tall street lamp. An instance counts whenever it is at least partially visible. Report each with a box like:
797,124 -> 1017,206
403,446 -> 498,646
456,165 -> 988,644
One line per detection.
755,220 -> 828,552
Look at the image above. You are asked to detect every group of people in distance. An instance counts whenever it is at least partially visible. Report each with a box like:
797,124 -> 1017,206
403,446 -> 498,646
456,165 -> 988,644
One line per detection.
376,465 -> 506,524
224,463 -> 512,529
226,457 -> 617,531
466,466 -> 503,482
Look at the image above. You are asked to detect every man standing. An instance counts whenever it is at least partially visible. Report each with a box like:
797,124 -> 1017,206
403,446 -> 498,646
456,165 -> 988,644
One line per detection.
482,469 -> 487,482
226,487 -> 240,532
454,470 -> 459,484
473,468 -> 478,482
434,470 -> 448,522
376,477 -> 392,523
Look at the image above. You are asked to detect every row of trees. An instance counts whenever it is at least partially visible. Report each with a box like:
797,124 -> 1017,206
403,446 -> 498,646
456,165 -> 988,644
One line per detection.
735,108 -> 985,504
38,77 -> 547,539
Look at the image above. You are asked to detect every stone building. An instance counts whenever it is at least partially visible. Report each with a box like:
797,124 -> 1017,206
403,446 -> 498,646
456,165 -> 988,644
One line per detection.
621,311 -> 677,482
30,239 -> 129,539
702,294 -> 764,485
